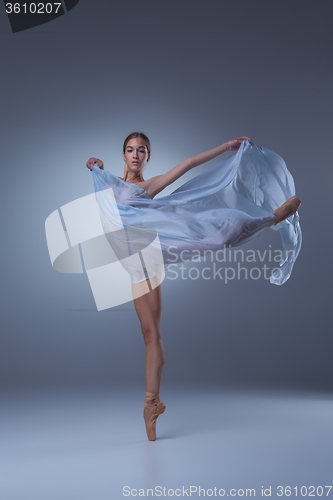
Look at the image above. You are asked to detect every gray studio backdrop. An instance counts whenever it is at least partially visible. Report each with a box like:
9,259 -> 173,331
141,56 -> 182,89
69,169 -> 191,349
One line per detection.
1,0 -> 332,392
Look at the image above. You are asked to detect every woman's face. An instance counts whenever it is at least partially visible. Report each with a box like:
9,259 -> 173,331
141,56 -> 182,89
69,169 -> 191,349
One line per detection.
123,138 -> 150,174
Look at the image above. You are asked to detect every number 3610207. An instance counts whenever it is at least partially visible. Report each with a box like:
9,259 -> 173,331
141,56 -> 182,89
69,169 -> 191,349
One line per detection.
5,3 -> 62,14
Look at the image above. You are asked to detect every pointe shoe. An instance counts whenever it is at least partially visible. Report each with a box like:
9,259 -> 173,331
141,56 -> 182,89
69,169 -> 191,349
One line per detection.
144,396 -> 166,441
270,195 -> 301,226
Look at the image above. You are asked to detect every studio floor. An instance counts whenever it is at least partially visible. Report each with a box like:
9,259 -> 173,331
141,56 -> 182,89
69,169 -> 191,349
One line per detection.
1,387 -> 332,499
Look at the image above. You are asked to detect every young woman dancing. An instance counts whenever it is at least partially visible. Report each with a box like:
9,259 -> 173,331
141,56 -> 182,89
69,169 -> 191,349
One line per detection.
86,132 -> 301,441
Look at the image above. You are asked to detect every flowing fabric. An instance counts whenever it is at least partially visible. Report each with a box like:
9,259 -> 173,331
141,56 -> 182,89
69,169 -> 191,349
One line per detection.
92,139 -> 302,286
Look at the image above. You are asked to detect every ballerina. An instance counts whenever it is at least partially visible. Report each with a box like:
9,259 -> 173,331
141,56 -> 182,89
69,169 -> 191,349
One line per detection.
86,132 -> 301,441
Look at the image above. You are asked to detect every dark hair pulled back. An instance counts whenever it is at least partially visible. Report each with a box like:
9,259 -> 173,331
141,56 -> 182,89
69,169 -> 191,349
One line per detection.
123,132 -> 151,154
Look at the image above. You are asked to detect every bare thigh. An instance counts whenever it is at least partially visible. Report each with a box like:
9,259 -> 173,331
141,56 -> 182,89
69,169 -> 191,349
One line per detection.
132,282 -> 162,334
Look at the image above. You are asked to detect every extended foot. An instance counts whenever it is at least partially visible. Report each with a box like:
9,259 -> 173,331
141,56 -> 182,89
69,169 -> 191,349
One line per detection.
144,396 -> 166,441
270,195 -> 301,226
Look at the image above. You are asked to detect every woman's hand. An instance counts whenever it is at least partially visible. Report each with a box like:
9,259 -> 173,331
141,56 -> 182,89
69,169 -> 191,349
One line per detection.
86,157 -> 104,170
226,136 -> 251,151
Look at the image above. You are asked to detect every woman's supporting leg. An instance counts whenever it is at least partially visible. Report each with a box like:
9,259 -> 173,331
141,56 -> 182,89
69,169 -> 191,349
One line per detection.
133,282 -> 165,394
132,282 -> 166,440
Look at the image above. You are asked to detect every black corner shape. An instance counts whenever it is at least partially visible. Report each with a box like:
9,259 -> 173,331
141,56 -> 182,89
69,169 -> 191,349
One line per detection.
4,0 -> 80,33
64,0 -> 79,12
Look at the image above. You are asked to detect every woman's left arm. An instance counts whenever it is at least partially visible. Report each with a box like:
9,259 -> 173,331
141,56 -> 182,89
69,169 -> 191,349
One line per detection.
147,136 -> 251,197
